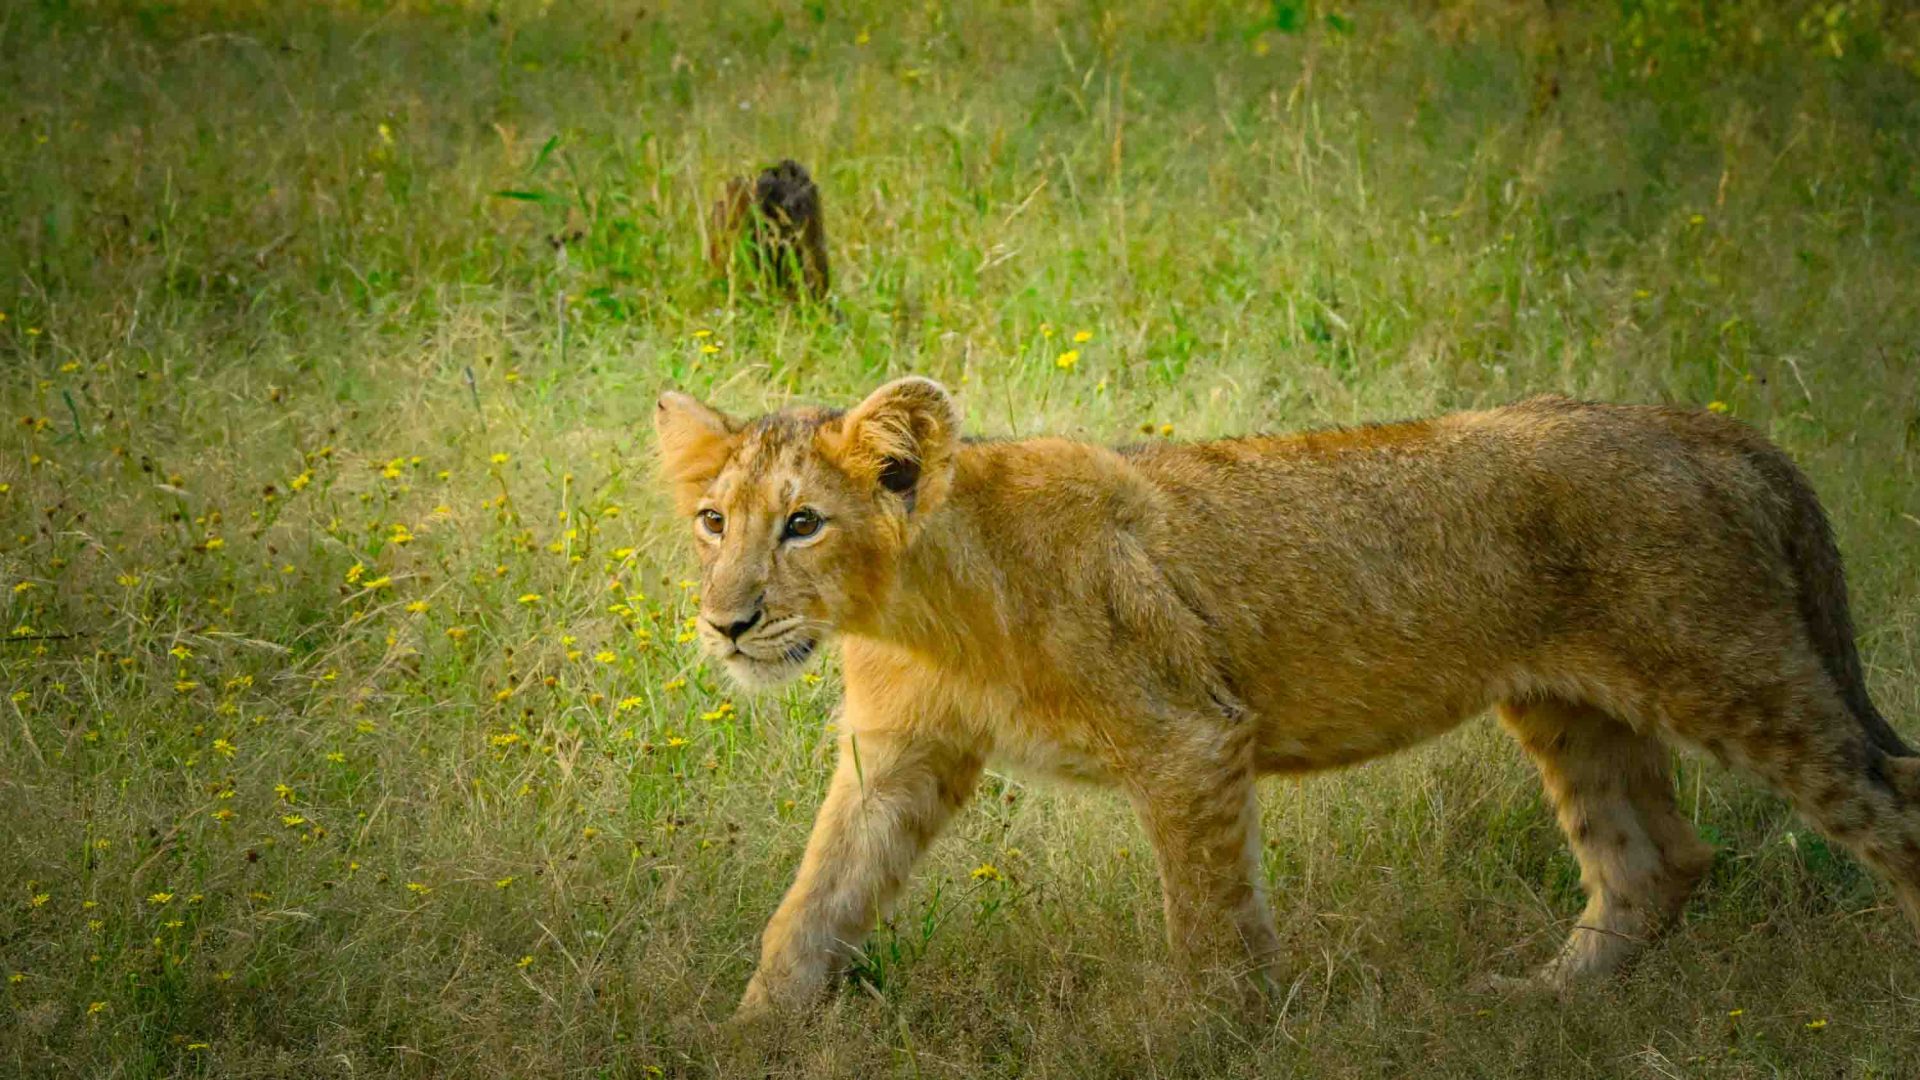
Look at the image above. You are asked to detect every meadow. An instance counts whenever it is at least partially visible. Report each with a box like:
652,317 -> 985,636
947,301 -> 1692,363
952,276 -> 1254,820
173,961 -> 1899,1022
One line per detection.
3,1 -> 1920,1076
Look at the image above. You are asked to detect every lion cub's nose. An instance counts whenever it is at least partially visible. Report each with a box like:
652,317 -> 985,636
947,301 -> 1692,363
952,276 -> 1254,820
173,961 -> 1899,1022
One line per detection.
707,605 -> 763,642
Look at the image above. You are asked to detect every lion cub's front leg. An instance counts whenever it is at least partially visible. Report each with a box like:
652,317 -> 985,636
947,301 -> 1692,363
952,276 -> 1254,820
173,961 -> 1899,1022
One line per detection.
738,729 -> 982,1017
1125,722 -> 1281,990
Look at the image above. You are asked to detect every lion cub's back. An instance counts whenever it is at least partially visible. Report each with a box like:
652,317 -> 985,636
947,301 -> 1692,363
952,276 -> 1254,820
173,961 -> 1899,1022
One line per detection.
1127,394 -> 1775,533
1121,395 -> 1795,639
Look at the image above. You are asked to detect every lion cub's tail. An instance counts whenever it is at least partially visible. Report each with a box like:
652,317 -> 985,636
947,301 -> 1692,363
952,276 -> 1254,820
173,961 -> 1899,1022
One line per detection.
1753,443 -> 1915,757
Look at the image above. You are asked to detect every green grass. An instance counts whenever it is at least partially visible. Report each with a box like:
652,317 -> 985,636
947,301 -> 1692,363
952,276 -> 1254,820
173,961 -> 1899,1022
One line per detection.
3,0 -> 1919,1075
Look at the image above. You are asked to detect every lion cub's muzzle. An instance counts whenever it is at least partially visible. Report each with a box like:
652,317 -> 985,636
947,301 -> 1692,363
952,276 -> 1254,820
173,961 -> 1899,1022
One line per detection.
697,608 -> 822,689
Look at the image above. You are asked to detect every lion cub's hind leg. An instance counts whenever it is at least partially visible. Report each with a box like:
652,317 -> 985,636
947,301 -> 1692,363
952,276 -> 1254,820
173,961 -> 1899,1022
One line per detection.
1497,698 -> 1713,990
1691,675 -> 1920,929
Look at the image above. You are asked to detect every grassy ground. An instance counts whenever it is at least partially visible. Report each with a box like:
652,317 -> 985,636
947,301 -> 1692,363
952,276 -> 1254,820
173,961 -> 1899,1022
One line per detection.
3,1 -> 1920,1076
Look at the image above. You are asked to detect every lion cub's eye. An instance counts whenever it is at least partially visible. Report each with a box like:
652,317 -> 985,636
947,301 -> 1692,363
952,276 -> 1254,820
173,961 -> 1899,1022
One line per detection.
697,509 -> 725,536
784,508 -> 824,540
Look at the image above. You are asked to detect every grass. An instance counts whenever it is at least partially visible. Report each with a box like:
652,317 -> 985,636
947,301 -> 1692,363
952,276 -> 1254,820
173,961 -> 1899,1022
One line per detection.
2,0 -> 1919,1075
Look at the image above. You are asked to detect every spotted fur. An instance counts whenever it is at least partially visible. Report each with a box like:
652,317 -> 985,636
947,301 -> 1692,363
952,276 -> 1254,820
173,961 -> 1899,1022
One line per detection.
654,379 -> 1917,1016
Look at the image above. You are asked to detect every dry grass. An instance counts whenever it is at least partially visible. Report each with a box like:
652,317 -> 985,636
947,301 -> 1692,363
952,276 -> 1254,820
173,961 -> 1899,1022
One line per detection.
2,1 -> 1919,1076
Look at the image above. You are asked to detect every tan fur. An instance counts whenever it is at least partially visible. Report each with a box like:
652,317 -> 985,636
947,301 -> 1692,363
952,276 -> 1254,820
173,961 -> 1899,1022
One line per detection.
653,381 -> 1918,1017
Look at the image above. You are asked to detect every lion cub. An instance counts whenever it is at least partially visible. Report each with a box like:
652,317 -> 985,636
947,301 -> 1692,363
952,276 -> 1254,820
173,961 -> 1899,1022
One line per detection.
654,378 -> 1918,1017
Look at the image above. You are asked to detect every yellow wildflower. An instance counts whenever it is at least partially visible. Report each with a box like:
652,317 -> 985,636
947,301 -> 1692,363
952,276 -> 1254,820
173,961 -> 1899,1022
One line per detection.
1054,350 -> 1080,370
970,864 -> 1002,882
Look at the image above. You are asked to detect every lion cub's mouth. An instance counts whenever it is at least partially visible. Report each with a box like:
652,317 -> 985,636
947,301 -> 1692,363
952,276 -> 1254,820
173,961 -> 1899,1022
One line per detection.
719,634 -> 819,688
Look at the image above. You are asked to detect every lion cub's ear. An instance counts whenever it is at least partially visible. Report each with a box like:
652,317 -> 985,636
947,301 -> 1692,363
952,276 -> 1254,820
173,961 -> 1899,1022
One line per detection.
825,377 -> 960,515
654,391 -> 739,513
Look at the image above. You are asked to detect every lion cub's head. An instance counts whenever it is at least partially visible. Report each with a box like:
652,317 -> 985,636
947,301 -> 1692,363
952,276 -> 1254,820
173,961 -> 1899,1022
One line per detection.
653,377 -> 960,689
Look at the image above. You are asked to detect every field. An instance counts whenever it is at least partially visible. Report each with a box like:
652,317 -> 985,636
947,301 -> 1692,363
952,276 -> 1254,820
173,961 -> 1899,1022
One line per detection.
4,1 -> 1920,1076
